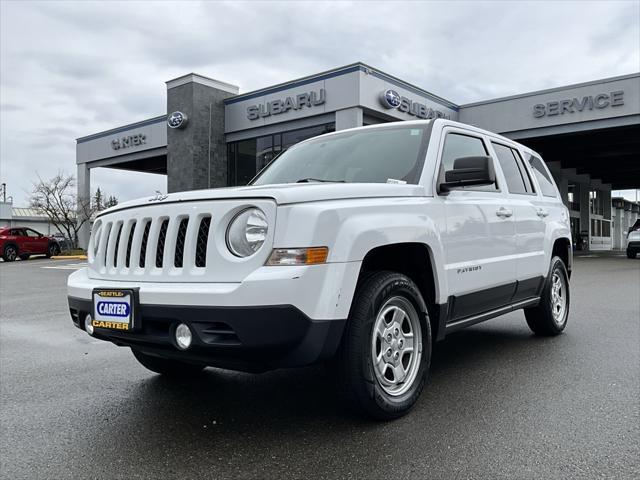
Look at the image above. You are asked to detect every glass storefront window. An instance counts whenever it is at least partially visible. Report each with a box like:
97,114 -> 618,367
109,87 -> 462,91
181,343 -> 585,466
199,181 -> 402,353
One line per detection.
589,190 -> 603,215
227,123 -> 335,186
568,184 -> 580,211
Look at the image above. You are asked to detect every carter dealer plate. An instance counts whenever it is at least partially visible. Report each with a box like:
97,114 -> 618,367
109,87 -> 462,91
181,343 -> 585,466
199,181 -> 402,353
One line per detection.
92,290 -> 134,331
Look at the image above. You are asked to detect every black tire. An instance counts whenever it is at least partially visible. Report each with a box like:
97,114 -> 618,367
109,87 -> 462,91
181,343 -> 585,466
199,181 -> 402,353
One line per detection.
627,250 -> 637,259
336,271 -> 432,420
46,243 -> 61,258
131,349 -> 206,377
524,256 -> 570,336
3,245 -> 17,262
19,254 -> 30,261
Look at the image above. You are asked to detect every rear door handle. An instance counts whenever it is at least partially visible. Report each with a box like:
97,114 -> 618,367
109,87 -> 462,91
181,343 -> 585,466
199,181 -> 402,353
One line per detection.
496,207 -> 513,218
537,208 -> 549,217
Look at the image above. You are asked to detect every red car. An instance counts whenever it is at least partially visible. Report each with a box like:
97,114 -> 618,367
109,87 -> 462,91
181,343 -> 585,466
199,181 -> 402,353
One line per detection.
0,227 -> 61,262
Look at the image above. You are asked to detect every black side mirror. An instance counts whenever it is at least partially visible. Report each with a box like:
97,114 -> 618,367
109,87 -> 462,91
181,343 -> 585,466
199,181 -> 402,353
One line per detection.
438,156 -> 496,193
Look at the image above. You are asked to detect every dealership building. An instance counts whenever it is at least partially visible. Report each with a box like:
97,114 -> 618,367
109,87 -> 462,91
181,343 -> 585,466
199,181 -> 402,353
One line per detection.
76,63 -> 640,249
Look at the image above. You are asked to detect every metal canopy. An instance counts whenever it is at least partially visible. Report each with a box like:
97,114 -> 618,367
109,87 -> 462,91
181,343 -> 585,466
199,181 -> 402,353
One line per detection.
520,124 -> 640,190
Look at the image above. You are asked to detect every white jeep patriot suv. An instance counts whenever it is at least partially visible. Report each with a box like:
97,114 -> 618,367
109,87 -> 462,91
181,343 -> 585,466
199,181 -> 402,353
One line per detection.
68,119 -> 572,419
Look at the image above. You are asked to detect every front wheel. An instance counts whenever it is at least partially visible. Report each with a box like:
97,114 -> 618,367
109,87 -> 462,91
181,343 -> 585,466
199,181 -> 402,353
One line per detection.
131,349 -> 206,377
337,271 -> 431,420
524,256 -> 570,336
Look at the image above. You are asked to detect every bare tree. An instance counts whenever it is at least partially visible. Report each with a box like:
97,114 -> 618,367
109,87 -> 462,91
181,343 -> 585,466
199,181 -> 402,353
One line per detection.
30,172 -> 94,249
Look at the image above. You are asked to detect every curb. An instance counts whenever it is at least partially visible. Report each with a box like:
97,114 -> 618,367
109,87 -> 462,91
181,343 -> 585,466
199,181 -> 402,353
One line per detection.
51,255 -> 88,260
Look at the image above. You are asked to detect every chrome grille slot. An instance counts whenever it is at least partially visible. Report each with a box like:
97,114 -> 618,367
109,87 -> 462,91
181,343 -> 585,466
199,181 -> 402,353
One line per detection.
174,218 -> 189,268
139,221 -> 151,268
125,221 -> 136,268
99,222 -> 113,268
112,223 -> 123,268
195,216 -> 211,267
155,219 -> 169,268
105,221 -> 122,271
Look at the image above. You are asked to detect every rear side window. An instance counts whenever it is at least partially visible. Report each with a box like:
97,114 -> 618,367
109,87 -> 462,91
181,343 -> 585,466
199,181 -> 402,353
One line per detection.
441,133 -> 498,191
492,143 -> 529,194
527,154 -> 557,197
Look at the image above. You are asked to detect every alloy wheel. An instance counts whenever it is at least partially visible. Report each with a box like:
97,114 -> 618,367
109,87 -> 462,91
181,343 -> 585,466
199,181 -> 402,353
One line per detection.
371,296 -> 422,396
550,271 -> 567,326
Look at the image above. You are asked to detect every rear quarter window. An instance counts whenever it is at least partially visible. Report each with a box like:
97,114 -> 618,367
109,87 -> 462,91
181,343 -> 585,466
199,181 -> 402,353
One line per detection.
526,154 -> 557,197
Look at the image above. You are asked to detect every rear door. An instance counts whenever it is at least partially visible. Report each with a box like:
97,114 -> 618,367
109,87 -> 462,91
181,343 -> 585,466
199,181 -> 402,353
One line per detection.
10,229 -> 28,252
489,141 -> 545,301
523,153 -> 566,276
436,127 -> 517,320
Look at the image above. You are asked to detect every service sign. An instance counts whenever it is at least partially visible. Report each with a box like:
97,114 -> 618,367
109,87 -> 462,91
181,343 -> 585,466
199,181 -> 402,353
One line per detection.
92,290 -> 133,330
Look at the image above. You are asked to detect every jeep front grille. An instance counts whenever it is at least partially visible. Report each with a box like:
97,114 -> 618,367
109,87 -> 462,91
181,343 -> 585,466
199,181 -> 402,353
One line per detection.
86,199 -> 275,283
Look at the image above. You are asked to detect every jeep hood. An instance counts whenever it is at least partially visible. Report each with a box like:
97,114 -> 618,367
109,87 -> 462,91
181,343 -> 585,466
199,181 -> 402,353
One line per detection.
100,183 -> 427,215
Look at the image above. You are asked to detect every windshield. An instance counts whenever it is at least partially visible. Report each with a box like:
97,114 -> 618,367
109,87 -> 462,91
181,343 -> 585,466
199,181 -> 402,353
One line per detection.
251,124 -> 431,186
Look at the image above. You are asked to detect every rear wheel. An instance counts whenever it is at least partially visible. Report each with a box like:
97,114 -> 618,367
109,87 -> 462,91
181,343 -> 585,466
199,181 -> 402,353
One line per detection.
627,250 -> 637,259
337,271 -> 431,420
524,256 -> 570,336
131,349 -> 205,377
46,243 -> 61,258
3,245 -> 17,262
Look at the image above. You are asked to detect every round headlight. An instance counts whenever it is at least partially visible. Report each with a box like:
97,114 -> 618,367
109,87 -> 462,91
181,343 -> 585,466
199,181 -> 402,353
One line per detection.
226,208 -> 268,257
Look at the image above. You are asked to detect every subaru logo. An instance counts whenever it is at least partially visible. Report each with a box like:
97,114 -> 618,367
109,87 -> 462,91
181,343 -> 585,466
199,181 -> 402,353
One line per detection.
380,89 -> 401,109
167,111 -> 188,129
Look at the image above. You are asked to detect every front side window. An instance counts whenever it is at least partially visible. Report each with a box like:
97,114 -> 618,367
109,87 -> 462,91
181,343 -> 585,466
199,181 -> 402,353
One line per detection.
25,229 -> 41,237
440,133 -> 498,191
252,125 -> 430,186
527,154 -> 557,197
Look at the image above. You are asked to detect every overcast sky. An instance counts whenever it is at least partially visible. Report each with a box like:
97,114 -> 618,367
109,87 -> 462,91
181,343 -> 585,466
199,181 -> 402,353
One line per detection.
1,0 -> 639,206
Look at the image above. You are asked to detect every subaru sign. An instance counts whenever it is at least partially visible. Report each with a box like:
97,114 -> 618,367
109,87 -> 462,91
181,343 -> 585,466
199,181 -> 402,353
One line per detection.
380,89 -> 402,109
379,90 -> 451,120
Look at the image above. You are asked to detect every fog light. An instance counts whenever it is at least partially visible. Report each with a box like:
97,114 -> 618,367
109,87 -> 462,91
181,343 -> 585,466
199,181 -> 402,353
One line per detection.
84,314 -> 94,335
175,323 -> 192,350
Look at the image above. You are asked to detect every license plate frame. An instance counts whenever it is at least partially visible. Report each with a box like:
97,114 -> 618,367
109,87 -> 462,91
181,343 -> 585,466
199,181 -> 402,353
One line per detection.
92,288 -> 140,332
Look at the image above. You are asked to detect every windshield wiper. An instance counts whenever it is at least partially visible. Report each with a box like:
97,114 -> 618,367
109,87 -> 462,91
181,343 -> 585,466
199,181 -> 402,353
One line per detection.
296,178 -> 345,183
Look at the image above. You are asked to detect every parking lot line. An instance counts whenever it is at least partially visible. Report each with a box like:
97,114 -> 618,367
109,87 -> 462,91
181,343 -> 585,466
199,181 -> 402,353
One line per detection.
41,263 -> 87,270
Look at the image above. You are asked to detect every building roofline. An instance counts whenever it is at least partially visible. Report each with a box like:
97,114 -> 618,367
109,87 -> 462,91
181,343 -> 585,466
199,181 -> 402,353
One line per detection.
166,73 -> 239,94
76,114 -> 167,143
224,62 -> 459,111
460,72 -> 640,108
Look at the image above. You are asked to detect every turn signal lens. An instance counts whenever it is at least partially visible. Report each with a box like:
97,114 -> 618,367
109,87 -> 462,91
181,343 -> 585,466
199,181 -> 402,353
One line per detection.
266,247 -> 329,266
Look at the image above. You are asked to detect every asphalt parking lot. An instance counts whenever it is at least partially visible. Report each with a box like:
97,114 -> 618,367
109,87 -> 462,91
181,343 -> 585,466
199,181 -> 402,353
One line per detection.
1,254 -> 638,479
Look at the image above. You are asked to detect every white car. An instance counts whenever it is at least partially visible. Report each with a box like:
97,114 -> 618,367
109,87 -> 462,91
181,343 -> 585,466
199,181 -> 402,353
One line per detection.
627,221 -> 640,258
67,119 -> 572,419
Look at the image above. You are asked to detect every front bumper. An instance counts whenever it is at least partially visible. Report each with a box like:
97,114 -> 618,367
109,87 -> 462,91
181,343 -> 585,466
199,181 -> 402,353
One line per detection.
67,262 -> 360,371
68,297 -> 345,371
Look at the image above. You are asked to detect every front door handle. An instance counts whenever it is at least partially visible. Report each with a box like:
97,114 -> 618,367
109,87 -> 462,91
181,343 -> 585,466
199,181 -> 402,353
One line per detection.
496,207 -> 513,218
537,208 -> 549,218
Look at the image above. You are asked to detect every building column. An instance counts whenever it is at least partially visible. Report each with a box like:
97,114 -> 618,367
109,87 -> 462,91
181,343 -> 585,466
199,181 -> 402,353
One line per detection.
579,179 -> 590,250
166,74 -> 239,193
335,107 -> 363,131
77,163 -> 91,249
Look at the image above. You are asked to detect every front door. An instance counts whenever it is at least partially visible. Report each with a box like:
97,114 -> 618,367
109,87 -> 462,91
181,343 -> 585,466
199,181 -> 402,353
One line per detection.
437,129 -> 517,321
24,229 -> 48,254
